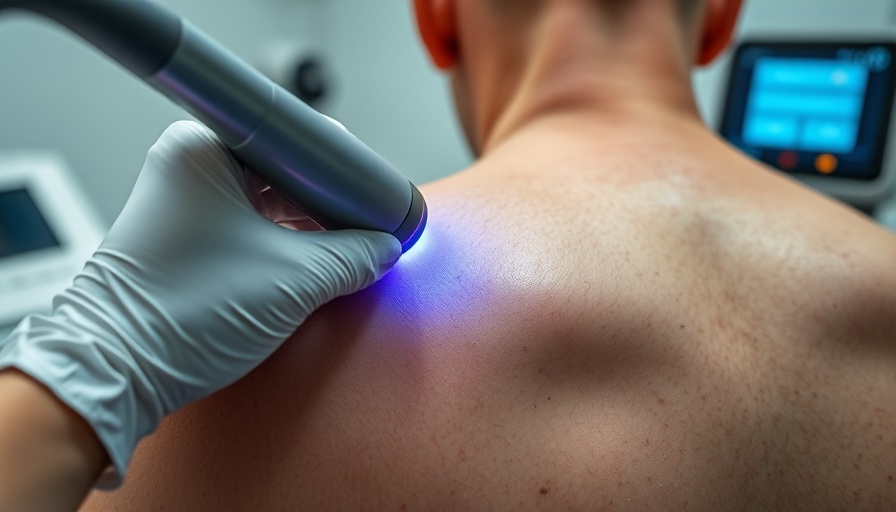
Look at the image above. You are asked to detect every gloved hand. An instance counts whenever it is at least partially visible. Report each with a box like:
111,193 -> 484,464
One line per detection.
0,121 -> 402,487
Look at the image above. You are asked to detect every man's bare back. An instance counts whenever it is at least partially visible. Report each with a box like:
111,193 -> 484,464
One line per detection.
83,0 -> 896,508
82,112 -> 896,510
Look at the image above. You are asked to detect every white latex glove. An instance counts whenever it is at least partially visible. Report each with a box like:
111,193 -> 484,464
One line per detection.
0,121 -> 402,487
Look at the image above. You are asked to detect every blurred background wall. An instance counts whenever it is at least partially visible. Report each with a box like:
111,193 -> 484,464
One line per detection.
0,0 -> 893,226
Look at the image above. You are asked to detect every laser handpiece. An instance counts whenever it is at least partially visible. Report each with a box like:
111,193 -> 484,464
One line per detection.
0,0 -> 427,251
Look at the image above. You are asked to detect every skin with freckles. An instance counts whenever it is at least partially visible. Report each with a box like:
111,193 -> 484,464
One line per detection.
82,0 -> 896,510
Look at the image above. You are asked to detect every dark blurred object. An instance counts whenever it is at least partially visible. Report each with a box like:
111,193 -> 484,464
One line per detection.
290,55 -> 328,108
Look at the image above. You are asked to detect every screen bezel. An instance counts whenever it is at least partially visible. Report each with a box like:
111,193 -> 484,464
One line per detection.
720,40 -> 896,207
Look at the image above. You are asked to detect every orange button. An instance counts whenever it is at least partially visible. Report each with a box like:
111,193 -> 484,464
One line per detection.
815,154 -> 838,175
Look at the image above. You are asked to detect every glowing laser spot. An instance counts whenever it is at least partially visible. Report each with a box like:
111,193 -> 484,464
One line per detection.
397,225 -> 433,267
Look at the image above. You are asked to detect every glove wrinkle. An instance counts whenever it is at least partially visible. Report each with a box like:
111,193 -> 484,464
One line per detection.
0,121 -> 404,489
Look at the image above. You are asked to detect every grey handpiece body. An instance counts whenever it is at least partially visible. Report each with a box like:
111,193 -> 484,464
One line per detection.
0,0 -> 427,251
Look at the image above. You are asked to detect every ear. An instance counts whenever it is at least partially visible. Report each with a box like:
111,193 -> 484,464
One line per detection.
697,0 -> 744,66
413,0 -> 459,70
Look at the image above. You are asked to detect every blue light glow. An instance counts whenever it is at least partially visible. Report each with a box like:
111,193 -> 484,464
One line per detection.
396,222 -> 432,266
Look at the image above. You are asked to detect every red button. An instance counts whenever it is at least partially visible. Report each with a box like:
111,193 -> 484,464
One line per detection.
778,151 -> 799,170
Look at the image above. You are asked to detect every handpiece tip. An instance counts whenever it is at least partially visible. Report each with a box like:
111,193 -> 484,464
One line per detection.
394,185 -> 428,253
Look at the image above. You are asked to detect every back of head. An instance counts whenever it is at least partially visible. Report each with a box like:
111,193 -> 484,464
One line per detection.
479,0 -> 705,29
416,0 -> 739,67
413,0 -> 743,153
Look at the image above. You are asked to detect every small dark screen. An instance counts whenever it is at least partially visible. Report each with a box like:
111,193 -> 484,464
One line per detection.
0,188 -> 60,258
720,42 -> 896,182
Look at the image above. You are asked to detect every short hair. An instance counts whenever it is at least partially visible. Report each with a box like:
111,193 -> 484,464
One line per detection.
484,0 -> 704,26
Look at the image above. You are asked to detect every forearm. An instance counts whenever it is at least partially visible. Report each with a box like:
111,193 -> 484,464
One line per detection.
0,369 -> 108,512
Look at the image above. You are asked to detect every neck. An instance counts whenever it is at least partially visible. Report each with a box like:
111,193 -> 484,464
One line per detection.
471,1 -> 704,155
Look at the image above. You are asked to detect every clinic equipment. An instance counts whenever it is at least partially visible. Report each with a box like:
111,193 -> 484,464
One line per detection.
720,41 -> 896,209
0,0 -> 427,251
0,153 -> 104,326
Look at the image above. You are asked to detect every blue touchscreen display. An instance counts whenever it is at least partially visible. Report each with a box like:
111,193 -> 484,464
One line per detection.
0,188 -> 60,258
720,43 -> 896,181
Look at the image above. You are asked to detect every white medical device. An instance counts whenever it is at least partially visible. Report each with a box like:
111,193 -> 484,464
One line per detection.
0,153 -> 104,326
720,41 -> 896,210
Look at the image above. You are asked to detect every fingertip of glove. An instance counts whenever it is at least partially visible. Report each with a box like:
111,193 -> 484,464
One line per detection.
147,121 -> 232,168
370,232 -> 403,270
155,120 -> 217,149
353,231 -> 402,270
167,119 -> 210,137
323,230 -> 402,276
